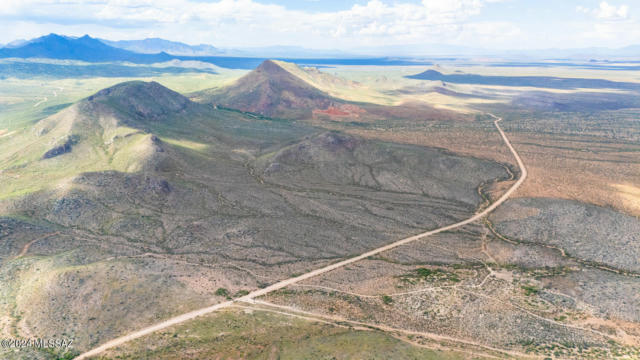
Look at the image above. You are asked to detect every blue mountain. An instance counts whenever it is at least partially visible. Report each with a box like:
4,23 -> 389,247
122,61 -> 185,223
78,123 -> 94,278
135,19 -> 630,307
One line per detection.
0,34 -> 172,64
100,38 -> 222,56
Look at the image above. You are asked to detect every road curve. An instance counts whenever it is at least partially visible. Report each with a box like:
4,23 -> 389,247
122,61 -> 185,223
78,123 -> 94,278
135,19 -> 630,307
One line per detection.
76,114 -> 527,359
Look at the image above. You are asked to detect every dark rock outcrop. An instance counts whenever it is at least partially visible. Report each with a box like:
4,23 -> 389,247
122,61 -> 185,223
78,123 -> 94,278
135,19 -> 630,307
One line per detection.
42,136 -> 78,159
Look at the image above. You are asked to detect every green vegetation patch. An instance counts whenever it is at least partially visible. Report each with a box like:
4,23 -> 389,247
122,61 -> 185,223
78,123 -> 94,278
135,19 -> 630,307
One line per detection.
399,267 -> 461,285
215,287 -> 230,298
381,294 -> 394,305
102,308 -> 478,360
521,284 -> 540,296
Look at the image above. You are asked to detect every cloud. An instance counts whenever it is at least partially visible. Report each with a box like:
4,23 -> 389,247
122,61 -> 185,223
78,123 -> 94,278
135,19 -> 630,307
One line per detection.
577,2 -> 629,21
0,0 -> 517,48
572,2 -> 640,48
596,2 -> 629,20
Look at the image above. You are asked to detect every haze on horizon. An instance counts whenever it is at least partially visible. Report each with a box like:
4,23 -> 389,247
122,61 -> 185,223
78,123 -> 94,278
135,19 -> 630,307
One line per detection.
1,0 -> 638,54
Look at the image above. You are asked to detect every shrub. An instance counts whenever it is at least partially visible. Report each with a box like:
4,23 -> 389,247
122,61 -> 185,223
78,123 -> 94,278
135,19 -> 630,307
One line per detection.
215,287 -> 230,298
381,295 -> 393,305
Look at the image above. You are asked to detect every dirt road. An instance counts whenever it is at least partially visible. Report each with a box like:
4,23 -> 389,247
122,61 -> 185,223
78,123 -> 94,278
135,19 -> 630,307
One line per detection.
76,114 -> 527,359
247,300 -> 541,359
13,232 -> 59,259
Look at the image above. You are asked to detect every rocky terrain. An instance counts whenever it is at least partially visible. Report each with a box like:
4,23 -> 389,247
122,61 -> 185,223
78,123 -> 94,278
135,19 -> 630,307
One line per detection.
192,60 -> 460,123
192,60 -> 338,119
491,198 -> 640,273
0,76 -> 508,358
1,59 -> 639,359
262,218 -> 640,359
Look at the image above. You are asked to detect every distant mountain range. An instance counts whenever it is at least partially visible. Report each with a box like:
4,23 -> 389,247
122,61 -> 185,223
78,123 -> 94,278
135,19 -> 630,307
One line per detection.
3,39 -> 29,48
0,34 -> 354,60
100,38 -> 222,56
0,34 -> 171,63
1,33 -> 638,66
99,39 -> 353,58
0,34 -> 433,69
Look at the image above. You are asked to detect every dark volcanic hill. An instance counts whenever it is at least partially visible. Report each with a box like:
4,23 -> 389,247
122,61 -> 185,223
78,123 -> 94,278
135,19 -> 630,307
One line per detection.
0,34 -> 172,63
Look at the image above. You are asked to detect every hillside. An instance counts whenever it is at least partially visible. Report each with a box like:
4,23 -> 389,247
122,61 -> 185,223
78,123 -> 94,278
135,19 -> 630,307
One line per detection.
192,59 -> 342,119
193,60 -> 460,122
2,69 -> 638,359
0,34 -> 172,63
407,68 -> 640,91
0,79 -> 306,199
0,80 -> 510,358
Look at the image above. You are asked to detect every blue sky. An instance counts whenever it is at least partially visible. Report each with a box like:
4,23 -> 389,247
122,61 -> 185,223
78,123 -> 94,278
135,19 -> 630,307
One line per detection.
0,0 -> 638,51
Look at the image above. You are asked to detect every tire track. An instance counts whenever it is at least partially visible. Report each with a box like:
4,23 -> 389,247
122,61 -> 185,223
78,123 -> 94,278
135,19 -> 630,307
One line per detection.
76,114 -> 527,359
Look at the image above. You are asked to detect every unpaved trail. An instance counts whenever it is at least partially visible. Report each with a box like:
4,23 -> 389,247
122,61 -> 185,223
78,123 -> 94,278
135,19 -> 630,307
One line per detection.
232,304 -> 508,359
247,300 -> 540,359
13,232 -> 59,259
33,86 -> 65,107
33,97 -> 47,108
76,114 -> 527,359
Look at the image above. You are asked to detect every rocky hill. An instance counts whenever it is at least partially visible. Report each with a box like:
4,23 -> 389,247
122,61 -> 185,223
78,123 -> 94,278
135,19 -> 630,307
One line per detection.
194,60 -> 461,122
193,60 -> 341,119
0,80 -> 508,358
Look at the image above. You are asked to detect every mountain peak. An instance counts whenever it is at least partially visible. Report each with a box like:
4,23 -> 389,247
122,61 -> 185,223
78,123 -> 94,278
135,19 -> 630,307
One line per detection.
255,59 -> 287,73
85,81 -> 192,120
194,60 -> 336,119
35,33 -> 67,42
0,33 -> 171,63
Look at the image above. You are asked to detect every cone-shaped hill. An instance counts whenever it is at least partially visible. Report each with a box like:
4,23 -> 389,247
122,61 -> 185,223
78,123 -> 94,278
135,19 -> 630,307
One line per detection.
192,60 -> 341,119
86,80 -> 192,121
35,80 -> 200,141
0,80 -> 312,201
193,60 -> 465,122
21,81 -> 208,170
0,78 -> 512,353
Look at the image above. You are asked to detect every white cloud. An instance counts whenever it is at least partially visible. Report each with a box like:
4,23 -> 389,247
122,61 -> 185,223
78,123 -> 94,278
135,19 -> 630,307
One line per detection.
577,2 -> 629,21
0,0 -> 517,48
573,1 -> 638,48
596,2 -> 629,20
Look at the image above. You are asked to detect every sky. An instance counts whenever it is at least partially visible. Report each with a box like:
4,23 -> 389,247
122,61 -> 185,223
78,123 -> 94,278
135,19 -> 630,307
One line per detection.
0,0 -> 638,51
